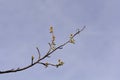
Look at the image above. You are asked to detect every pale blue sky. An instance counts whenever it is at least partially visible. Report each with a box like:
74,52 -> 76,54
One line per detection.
0,0 -> 120,80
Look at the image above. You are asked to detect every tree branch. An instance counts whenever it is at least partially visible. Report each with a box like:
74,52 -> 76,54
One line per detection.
0,26 -> 85,74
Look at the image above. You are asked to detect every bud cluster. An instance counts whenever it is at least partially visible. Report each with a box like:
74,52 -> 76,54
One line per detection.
49,26 -> 56,50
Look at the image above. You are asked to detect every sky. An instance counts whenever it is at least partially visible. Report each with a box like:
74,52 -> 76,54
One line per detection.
0,0 -> 120,80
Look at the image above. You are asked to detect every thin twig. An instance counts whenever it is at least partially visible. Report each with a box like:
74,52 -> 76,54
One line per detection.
36,47 -> 41,59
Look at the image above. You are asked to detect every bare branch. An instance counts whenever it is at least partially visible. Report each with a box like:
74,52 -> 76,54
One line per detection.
36,47 -> 41,59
